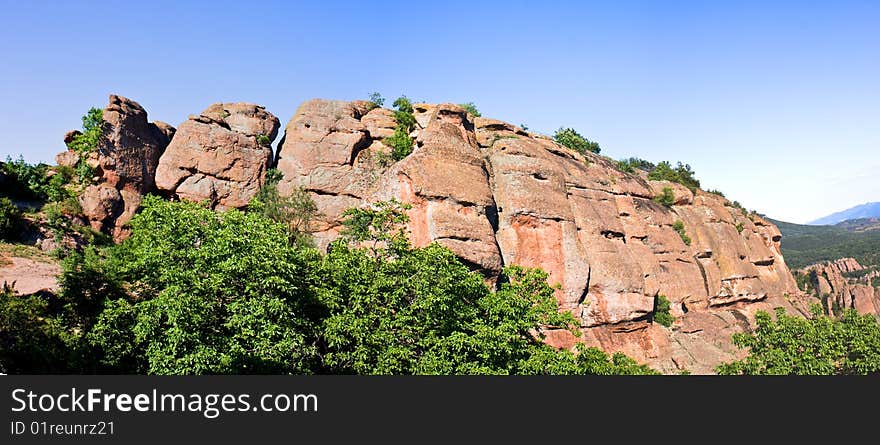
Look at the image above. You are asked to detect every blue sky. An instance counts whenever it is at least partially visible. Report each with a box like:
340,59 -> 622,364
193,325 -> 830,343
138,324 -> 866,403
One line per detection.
1,0 -> 877,223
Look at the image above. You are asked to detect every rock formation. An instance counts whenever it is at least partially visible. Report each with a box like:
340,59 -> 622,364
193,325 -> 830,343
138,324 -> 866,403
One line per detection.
275,99 -> 810,373
155,103 -> 280,210
799,258 -> 880,316
57,95 -> 174,240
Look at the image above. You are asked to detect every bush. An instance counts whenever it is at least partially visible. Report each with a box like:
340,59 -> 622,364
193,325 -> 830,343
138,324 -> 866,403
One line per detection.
68,108 -> 104,183
249,169 -> 318,246
617,157 -> 655,173
647,161 -> 701,191
735,222 -> 745,233
385,127 -> 414,161
256,134 -> 272,147
458,102 -> 481,117
0,287 -> 74,374
652,295 -> 674,327
0,157 -> 73,203
672,220 -> 692,246
654,187 -> 676,207
717,306 -> 880,375
707,189 -> 725,197
553,127 -> 600,154
367,92 -> 385,109
0,197 -> 20,241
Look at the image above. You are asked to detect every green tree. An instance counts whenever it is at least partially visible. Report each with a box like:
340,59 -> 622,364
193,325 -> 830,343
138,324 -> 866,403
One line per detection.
652,295 -> 674,327
647,161 -> 701,191
0,286 -> 73,374
249,169 -> 318,246
367,92 -> 385,109
717,306 -> 880,375
386,96 -> 416,161
318,200 -> 656,375
553,127 -> 601,154
0,197 -> 20,241
84,196 -> 324,374
458,102 -> 481,117
654,187 -> 676,207
67,108 -> 104,183
672,220 -> 691,246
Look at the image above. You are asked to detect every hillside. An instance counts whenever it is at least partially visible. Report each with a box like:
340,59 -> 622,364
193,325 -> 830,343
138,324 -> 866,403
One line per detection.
770,217 -> 880,269
809,202 -> 880,225
3,94 -> 878,375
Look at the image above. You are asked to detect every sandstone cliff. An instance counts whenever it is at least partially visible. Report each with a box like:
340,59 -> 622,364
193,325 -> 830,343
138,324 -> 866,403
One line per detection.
273,99 -> 810,373
799,258 -> 880,316
57,95 -> 174,240
52,95 -> 832,373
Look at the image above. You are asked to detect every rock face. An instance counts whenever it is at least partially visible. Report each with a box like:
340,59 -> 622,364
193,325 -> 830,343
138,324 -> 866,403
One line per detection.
155,103 -> 280,210
276,98 -> 810,374
799,258 -> 880,317
58,95 -> 174,240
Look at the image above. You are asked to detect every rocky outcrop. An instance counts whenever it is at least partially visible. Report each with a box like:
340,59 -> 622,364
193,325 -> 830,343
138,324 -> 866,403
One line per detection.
275,98 -> 809,374
58,95 -> 174,240
155,103 -> 280,210
800,258 -> 880,317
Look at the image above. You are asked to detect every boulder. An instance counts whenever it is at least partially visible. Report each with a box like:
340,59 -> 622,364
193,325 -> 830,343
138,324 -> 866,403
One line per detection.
155,103 -> 279,210
59,95 -> 174,240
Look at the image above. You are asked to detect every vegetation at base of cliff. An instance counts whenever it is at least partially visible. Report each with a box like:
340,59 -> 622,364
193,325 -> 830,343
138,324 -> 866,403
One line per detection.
1,157 -> 74,204
0,197 -> 656,375
386,96 -> 416,161
654,187 -> 676,207
458,102 -> 481,117
0,198 -> 20,241
652,295 -> 674,327
717,306 -> 880,375
647,161 -> 700,191
553,127 -> 601,155
794,271 -> 814,293
672,220 -> 691,246
769,218 -> 880,269
249,169 -> 318,246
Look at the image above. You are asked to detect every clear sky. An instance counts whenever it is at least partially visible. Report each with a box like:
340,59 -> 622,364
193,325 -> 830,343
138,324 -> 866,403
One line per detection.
1,1 -> 877,223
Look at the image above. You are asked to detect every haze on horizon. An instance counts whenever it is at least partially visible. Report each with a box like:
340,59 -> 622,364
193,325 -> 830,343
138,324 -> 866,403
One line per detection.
1,0 -> 877,224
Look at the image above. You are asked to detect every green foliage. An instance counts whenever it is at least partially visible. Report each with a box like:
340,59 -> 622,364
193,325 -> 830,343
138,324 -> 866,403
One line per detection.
707,189 -> 725,198
0,197 -> 20,241
385,96 -> 417,161
647,161 -> 701,191
392,96 -> 416,131
4,197 -> 658,375
1,157 -> 74,204
340,199 -> 412,250
249,169 -> 318,246
735,222 -> 745,233
84,196 -> 324,374
872,276 -> 880,289
672,220 -> 691,246
256,134 -> 272,147
68,108 -> 104,183
553,127 -> 600,154
794,272 -> 814,293
654,187 -> 676,207
367,92 -> 385,109
0,287 -> 74,374
458,102 -> 481,117
717,306 -> 880,375
617,157 -> 654,173
652,295 -> 674,327
385,127 -> 414,161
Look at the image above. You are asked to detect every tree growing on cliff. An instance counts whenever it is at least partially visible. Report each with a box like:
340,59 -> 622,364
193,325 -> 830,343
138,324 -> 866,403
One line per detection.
459,102 -> 481,117
553,127 -> 601,155
717,306 -> 880,375
648,161 -> 701,191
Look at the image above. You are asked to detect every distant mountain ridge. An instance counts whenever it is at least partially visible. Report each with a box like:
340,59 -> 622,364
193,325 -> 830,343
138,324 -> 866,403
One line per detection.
809,202 -> 880,225
770,217 -> 880,269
